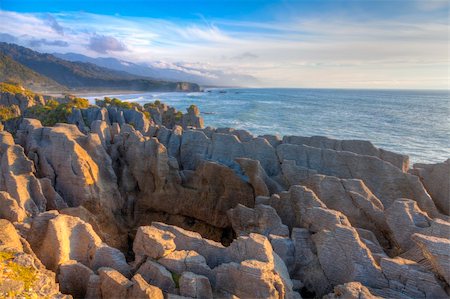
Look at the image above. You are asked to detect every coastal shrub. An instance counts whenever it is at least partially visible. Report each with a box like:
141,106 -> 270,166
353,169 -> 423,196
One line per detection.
143,111 -> 151,120
189,104 -> 197,110
97,97 -> 139,110
0,105 -> 18,122
25,97 -> 91,126
70,97 -> 89,109
0,82 -> 35,97
174,111 -> 183,121
154,100 -> 161,106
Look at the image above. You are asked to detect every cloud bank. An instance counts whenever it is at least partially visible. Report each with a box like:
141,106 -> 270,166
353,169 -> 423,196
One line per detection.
0,9 -> 447,88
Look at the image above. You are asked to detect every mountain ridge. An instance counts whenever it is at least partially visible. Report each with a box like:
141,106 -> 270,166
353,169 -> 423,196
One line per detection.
0,42 -> 200,92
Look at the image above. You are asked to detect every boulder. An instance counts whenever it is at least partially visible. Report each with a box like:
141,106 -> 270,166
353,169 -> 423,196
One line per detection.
179,272 -> 213,299
301,175 -> 390,247
214,259 -> 285,299
379,257 -> 447,299
58,260 -> 94,298
312,225 -> 388,289
85,274 -> 101,299
0,219 -> 23,252
182,105 -> 204,129
27,213 -> 102,271
133,226 -> 176,260
129,274 -> 164,299
98,267 -> 133,299
323,282 -> 382,299
91,245 -> 131,277
291,227 -> 331,296
412,159 -> 450,215
180,129 -> 211,170
91,120 -> 111,147
412,233 -> 450,285
67,108 -> 89,133
0,191 -> 26,222
158,250 -> 213,282
227,204 -> 289,237
0,131 -> 47,216
136,259 -> 176,293
123,109 -> 150,134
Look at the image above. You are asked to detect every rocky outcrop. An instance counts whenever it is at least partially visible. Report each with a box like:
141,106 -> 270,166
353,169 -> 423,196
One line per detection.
412,159 -> 450,215
323,282 -> 382,299
0,219 -> 65,298
0,97 -> 449,299
227,204 -> 289,237
282,135 -> 409,171
18,120 -> 125,249
277,143 -> 441,218
0,89 -> 45,114
412,233 -> 450,285
26,212 -> 129,277
0,131 -> 48,218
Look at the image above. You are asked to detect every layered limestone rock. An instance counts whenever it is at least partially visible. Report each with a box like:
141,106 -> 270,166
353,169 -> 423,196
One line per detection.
412,233 -> 450,285
282,135 -> 409,171
113,127 -> 255,232
385,198 -> 450,256
323,282 -> 382,299
0,89 -> 45,115
134,223 -> 299,299
18,120 -> 125,249
412,159 -> 450,215
0,131 -> 48,218
0,219 -> 65,298
26,212 -> 129,277
277,143 -> 441,218
300,175 -> 391,248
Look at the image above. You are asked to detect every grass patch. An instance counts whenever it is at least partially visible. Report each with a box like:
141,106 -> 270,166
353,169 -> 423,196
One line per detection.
170,271 -> 181,288
0,106 -> 18,122
0,250 -> 38,297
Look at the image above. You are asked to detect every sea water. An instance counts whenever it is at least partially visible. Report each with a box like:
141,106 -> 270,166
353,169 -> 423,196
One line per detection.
86,88 -> 450,164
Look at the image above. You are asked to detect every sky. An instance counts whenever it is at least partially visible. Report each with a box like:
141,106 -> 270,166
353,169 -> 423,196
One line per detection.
0,0 -> 449,89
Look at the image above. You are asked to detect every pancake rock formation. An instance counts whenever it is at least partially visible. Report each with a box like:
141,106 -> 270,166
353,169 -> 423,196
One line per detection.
0,88 -> 448,299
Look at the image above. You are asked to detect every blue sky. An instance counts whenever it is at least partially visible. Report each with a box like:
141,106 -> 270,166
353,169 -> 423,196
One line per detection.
0,0 -> 448,88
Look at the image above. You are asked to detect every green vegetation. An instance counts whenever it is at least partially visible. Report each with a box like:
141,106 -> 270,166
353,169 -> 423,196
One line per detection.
96,97 -> 139,110
174,111 -> 183,121
143,100 -> 162,110
0,52 -> 64,93
0,42 -> 200,92
0,105 -> 18,122
0,250 -> 38,298
189,104 -> 197,110
0,82 -> 35,97
25,97 -> 90,126
143,111 -> 151,120
170,271 -> 181,288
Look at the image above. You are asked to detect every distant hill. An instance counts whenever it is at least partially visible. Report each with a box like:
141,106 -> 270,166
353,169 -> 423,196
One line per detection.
0,53 -> 65,92
0,42 -> 200,92
54,52 -> 260,87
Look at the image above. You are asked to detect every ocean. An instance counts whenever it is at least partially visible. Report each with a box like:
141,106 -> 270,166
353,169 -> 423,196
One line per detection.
86,88 -> 450,165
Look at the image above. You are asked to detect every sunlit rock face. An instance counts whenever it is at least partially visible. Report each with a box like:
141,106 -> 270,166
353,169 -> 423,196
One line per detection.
0,97 -> 448,299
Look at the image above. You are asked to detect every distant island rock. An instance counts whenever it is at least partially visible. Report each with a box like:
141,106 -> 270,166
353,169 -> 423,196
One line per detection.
0,83 -> 449,298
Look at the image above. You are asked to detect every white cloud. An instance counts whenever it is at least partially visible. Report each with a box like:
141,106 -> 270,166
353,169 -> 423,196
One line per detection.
0,10 -> 448,89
